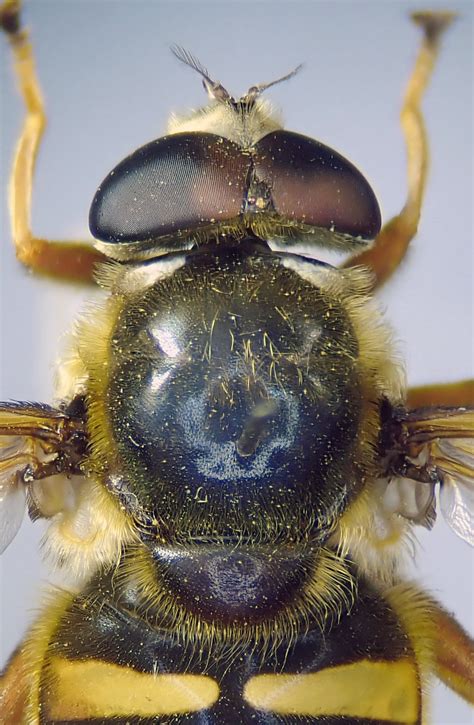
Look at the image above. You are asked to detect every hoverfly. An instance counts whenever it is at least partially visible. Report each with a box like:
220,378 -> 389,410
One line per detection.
0,0 -> 474,722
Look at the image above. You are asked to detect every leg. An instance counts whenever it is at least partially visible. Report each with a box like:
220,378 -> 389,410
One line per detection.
431,602 -> 474,705
407,379 -> 474,409
0,645 -> 31,721
343,11 -> 455,289
1,0 -> 105,282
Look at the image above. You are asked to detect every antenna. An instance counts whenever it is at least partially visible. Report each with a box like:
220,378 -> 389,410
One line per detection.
244,64 -> 304,102
170,45 -> 232,103
170,45 -> 303,106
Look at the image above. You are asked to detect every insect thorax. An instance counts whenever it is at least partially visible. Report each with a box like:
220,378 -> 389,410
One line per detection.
52,242 -> 403,637
101,248 -> 365,540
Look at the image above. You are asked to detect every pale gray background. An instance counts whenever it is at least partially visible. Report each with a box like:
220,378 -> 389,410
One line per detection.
0,1 -> 472,722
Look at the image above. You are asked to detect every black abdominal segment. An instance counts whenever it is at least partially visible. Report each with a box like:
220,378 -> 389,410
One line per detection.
40,568 -> 421,724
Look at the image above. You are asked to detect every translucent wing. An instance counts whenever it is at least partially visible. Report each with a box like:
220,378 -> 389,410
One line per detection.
0,459 -> 26,554
435,437 -> 473,545
380,405 -> 474,545
0,402 -> 87,553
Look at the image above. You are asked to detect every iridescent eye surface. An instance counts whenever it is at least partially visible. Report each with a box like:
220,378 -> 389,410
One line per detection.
89,133 -> 248,244
253,130 -> 381,239
90,129 -> 381,258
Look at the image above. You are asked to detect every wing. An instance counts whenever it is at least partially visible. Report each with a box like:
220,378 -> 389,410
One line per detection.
379,402 -> 474,545
0,401 -> 88,553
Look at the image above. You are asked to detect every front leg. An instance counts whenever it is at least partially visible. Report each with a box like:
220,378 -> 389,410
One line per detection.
1,0 -> 105,282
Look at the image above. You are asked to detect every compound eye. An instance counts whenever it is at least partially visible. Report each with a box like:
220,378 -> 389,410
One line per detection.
254,130 -> 381,240
89,133 -> 248,251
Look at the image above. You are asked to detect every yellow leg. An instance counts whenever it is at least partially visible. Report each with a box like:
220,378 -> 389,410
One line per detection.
0,645 -> 31,722
343,11 -> 455,289
407,379 -> 474,409
431,603 -> 474,705
1,0 -> 105,282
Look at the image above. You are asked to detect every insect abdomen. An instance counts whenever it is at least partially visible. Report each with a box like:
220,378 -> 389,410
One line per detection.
35,569 -> 423,724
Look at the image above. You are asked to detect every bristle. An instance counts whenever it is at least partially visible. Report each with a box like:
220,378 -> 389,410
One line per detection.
166,96 -> 283,146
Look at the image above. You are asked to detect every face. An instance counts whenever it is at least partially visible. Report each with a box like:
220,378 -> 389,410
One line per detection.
1,3 -> 472,721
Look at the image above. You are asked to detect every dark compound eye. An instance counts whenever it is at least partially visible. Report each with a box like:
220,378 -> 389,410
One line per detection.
89,133 -> 248,246
253,130 -> 381,240
89,129 -> 381,259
